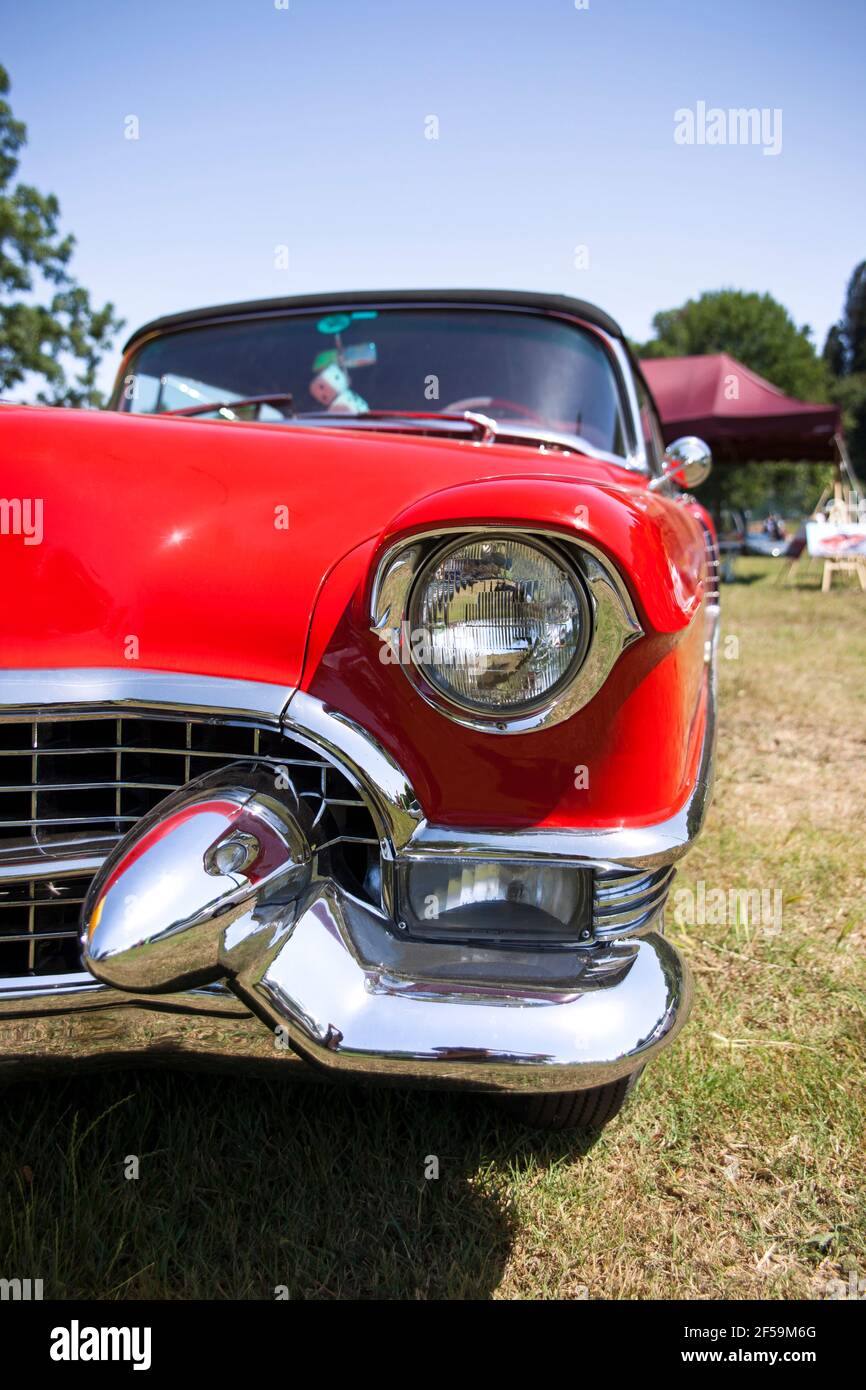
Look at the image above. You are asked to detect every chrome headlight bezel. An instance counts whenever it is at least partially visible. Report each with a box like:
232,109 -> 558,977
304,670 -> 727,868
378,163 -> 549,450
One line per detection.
406,532 -> 593,718
370,527 -> 643,735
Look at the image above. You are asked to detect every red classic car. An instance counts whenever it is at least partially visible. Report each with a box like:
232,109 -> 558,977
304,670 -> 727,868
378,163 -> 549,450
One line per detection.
0,290 -> 717,1131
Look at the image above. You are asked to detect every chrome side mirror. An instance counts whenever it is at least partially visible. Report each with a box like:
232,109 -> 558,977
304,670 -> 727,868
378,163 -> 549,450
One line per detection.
649,436 -> 712,492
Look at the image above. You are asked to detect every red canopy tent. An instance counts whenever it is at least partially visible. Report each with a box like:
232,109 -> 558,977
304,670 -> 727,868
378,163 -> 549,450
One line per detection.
639,352 -> 841,463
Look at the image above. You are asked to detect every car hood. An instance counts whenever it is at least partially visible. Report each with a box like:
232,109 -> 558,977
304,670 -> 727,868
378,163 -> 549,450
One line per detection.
0,406 -> 635,687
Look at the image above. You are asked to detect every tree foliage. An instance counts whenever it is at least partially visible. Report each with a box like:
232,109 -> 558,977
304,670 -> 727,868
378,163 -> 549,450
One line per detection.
0,66 -> 122,406
824,261 -> 866,377
637,288 -> 829,402
823,261 -> 866,478
696,459 -> 834,519
635,288 -> 835,516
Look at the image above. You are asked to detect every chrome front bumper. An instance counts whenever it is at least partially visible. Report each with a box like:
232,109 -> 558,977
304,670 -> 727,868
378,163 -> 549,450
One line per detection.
0,656 -> 714,1090
0,888 -> 691,1092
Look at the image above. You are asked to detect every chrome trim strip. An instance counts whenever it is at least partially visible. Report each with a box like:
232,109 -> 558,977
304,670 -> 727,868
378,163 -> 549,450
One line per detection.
593,872 -> 676,933
594,866 -> 675,903
606,334 -> 646,469
594,886 -> 672,933
0,974 -> 233,1008
0,669 -> 294,726
283,689 -> 424,851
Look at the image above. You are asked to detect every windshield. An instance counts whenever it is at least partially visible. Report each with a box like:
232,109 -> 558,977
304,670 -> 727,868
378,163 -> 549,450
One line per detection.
115,307 -> 628,456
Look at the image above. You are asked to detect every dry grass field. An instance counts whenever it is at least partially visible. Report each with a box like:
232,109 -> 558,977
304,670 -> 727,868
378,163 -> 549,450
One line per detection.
2,558 -> 864,1299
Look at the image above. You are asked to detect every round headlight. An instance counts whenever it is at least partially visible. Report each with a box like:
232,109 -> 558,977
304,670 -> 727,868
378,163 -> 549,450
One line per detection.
408,535 -> 591,714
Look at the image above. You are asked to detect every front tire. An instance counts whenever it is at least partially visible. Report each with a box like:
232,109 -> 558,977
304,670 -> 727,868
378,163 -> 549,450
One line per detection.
496,1072 -> 637,1132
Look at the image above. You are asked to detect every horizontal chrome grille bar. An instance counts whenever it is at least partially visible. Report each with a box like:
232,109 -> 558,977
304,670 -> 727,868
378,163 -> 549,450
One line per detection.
0,747 -> 331,766
1,891 -> 88,909
1,930 -> 81,944
0,781 -> 180,794
0,815 -> 140,829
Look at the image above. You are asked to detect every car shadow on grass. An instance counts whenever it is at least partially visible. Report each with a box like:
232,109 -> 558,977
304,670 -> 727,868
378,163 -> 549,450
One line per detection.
1,1068 -> 598,1300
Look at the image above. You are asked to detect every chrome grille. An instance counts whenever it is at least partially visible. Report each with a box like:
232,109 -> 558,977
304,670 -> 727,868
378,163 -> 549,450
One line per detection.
593,865 -> 675,939
0,715 -> 380,978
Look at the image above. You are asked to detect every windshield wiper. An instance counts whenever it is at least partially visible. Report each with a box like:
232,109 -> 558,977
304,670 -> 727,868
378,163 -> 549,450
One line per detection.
489,422 -> 608,459
158,401 -> 497,442
290,409 -> 497,442
158,401 -> 604,458
162,393 -> 296,419
290,410 -> 607,456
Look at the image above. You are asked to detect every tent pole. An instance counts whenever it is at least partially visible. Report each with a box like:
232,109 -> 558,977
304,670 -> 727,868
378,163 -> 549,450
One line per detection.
836,432 -> 863,501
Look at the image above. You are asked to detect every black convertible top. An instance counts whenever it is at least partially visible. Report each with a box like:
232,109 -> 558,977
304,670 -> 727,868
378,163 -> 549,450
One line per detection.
122,289 -> 625,353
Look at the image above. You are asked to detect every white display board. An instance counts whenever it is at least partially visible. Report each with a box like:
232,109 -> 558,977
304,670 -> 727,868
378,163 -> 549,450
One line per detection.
806,522 -> 866,558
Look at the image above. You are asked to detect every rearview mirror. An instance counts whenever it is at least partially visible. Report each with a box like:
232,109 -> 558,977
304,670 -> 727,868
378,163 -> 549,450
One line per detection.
650,436 -> 713,492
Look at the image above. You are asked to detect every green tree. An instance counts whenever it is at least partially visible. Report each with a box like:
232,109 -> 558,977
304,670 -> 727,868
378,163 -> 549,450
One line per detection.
826,261 -> 866,376
637,288 -> 829,401
822,322 -> 846,378
823,261 -> 866,479
635,288 -> 835,517
828,372 -> 866,473
0,65 -> 122,406
695,459 -> 833,520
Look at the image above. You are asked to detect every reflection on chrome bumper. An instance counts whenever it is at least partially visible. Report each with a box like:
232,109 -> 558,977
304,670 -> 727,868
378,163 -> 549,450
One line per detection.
0,982 -> 307,1082
238,882 -> 692,1092
1,881 -> 691,1091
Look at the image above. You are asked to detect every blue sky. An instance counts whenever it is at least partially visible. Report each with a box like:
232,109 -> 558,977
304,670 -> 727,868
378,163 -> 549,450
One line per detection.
4,0 -> 863,395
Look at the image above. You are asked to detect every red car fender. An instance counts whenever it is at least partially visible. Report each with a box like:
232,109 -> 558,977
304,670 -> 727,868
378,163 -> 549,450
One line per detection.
361,474 -> 707,634
303,477 -> 711,831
